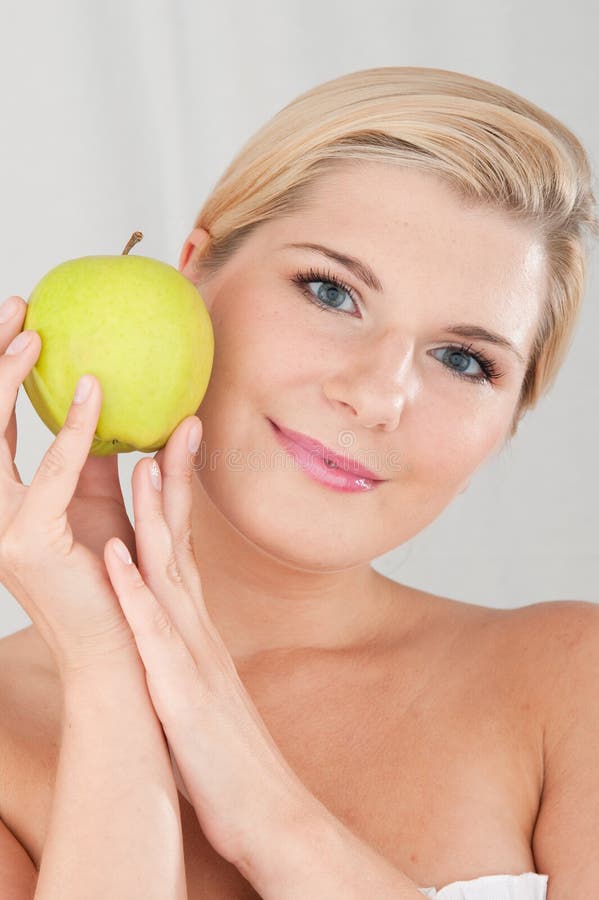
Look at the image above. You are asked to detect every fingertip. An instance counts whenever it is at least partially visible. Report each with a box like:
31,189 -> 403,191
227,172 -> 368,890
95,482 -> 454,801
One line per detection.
111,537 -> 133,566
187,418 -> 202,456
187,415 -> 202,435
72,374 -> 96,405
88,372 -> 102,395
2,295 -> 26,316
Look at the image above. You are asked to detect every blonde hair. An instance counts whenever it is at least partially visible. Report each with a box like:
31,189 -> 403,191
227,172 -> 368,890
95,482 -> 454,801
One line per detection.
190,66 -> 599,439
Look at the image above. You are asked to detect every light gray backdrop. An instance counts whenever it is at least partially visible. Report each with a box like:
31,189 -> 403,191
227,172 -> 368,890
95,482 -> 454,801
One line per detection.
1,0 -> 597,639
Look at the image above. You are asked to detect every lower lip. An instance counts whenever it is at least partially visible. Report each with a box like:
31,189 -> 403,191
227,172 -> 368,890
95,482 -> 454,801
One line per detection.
269,420 -> 383,492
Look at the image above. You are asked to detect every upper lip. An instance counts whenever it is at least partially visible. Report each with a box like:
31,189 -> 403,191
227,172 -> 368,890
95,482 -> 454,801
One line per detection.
269,419 -> 386,481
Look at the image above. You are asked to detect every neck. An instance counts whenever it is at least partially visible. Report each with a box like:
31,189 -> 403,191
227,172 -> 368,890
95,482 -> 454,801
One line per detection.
189,475 -> 398,666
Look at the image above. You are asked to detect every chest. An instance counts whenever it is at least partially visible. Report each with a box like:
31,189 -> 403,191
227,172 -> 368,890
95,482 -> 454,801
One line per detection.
210,652 -> 540,894
1,642 -> 542,897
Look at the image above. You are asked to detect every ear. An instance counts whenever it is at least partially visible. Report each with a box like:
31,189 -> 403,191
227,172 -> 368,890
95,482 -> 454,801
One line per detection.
178,226 -> 212,276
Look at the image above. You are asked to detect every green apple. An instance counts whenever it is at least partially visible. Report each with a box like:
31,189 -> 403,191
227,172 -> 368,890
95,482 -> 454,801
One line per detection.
23,232 -> 214,455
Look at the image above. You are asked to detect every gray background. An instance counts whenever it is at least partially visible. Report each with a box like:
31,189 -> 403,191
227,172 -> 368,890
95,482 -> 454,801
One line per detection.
1,0 -> 597,639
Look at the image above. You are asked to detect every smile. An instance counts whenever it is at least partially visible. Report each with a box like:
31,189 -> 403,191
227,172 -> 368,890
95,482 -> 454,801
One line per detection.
268,419 -> 386,493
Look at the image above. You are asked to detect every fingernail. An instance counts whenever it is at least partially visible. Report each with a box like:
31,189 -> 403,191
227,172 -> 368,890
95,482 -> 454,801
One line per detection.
73,374 -> 93,404
0,297 -> 19,323
113,538 -> 132,565
150,460 -> 162,491
5,330 -> 33,355
188,423 -> 202,455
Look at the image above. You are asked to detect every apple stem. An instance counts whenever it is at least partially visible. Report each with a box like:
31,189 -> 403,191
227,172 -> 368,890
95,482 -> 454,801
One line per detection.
122,231 -> 143,255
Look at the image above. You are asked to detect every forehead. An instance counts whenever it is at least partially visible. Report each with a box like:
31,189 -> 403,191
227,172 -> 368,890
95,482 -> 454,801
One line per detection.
251,162 -> 546,347
283,160 -> 538,257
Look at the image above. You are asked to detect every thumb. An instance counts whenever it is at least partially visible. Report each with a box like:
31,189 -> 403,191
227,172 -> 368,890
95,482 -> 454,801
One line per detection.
6,408 -> 22,483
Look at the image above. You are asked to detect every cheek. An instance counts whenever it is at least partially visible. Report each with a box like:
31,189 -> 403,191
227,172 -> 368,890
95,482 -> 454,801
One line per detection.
209,289 -> 331,391
413,408 -> 508,493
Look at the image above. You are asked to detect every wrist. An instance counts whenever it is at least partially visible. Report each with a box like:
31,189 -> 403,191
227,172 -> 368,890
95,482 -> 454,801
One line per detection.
59,642 -> 146,697
236,791 -> 334,888
59,647 -> 171,768
241,801 -> 421,900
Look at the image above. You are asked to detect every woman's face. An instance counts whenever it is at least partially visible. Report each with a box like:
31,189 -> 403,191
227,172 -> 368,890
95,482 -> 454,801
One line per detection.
181,162 -> 545,571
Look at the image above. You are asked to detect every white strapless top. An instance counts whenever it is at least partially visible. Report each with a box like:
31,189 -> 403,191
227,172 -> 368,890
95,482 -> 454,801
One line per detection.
417,872 -> 548,898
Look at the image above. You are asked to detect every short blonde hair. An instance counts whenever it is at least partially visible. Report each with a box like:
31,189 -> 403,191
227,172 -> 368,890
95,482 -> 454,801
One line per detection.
190,66 -> 599,439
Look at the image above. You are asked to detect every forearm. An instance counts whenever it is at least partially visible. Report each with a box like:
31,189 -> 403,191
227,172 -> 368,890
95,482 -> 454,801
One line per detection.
34,655 -> 187,900
241,801 -> 423,900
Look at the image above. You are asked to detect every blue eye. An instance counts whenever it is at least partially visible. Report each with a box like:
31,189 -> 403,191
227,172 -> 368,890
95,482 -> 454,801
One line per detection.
290,266 -> 504,385
291,267 -> 359,315
430,345 -> 502,384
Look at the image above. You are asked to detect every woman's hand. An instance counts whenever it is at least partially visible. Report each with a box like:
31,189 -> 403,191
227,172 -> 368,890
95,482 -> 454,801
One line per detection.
4,296 -> 137,567
0,297 -> 138,676
103,417 -> 316,874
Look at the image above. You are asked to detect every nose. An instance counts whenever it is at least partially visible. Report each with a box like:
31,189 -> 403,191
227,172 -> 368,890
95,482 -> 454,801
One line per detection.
322,330 -> 416,432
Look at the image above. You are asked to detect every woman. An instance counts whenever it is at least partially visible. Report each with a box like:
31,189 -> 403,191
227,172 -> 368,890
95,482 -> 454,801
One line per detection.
0,66 -> 597,899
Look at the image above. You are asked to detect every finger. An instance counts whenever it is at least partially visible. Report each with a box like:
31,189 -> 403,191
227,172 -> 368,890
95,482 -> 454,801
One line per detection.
134,418 -> 202,581
0,296 -> 28,467
130,422 -> 208,644
104,538 -> 206,721
0,300 -> 40,479
0,295 -> 27,357
15,374 -> 102,532
159,416 -> 202,575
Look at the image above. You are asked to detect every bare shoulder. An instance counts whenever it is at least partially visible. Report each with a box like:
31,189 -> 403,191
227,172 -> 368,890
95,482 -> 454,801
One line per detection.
391,582 -> 598,706
495,597 -> 599,700
515,597 -> 599,735
394,589 -> 599,890
410,583 -> 598,653
447,595 -> 599,781
517,599 -> 599,893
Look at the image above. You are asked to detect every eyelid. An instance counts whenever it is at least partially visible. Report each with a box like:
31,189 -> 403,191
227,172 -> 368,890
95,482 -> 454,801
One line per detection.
293,266 -> 364,312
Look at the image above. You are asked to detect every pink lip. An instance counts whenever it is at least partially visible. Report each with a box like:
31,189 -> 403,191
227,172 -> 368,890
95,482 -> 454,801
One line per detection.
268,419 -> 386,490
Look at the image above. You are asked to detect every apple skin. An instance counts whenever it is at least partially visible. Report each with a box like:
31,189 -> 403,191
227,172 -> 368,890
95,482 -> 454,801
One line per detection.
23,254 -> 214,456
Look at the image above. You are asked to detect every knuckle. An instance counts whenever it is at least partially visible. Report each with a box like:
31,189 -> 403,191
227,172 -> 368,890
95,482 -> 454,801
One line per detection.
150,607 -> 175,638
39,442 -> 70,478
179,464 -> 194,487
179,527 -> 196,559
0,529 -> 28,570
62,414 -> 87,438
165,550 -> 184,587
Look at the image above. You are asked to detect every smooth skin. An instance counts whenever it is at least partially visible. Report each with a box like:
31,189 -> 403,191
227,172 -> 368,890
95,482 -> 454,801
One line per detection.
0,162 -> 598,898
0,282 -> 425,899
175,161 -> 544,662
0,301 -> 192,898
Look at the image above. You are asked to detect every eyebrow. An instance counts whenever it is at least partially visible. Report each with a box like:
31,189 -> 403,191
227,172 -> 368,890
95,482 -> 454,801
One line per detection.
280,242 -> 384,292
279,241 -> 526,365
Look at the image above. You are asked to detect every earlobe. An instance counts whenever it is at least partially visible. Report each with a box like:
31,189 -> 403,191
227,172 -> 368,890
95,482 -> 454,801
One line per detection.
178,227 -> 212,274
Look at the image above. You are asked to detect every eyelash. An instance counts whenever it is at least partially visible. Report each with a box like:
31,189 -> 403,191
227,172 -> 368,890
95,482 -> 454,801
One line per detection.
290,266 -> 505,386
